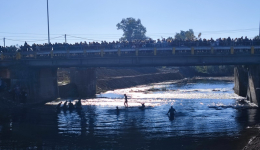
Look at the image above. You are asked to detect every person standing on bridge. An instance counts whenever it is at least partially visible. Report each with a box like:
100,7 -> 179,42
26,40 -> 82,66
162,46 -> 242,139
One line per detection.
124,94 -> 128,107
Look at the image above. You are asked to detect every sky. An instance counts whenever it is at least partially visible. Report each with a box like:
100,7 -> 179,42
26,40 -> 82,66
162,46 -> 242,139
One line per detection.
0,0 -> 260,46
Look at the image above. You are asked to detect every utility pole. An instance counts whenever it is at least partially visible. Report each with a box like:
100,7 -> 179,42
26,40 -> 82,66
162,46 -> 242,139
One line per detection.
47,0 -> 50,44
65,34 -> 67,43
3,38 -> 5,47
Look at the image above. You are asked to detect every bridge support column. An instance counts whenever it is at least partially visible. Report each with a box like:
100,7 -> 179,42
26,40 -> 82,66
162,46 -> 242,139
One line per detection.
10,67 -> 58,103
246,65 -> 260,105
70,68 -> 96,98
234,66 -> 248,97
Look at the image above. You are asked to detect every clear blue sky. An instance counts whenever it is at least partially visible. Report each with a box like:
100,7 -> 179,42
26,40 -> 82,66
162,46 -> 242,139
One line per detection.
1,0 -> 260,46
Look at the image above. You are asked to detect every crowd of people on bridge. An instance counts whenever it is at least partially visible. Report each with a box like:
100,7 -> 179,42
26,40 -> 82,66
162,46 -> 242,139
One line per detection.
1,36 -> 260,53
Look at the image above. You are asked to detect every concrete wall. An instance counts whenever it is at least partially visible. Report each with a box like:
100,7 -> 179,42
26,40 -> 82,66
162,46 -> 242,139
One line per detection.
9,67 -> 58,103
58,83 -> 78,98
235,65 -> 260,106
246,65 -> 260,105
70,68 -> 96,98
234,66 -> 248,97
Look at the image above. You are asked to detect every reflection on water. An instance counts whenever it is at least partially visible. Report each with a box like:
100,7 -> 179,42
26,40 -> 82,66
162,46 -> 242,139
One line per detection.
1,79 -> 260,149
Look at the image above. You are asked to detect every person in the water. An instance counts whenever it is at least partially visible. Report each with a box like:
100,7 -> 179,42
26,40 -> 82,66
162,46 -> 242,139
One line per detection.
76,99 -> 82,106
69,101 -> 74,110
76,98 -> 82,110
62,101 -> 68,109
167,106 -> 176,117
124,94 -> 128,107
140,103 -> 145,109
116,106 -> 119,114
56,102 -> 62,110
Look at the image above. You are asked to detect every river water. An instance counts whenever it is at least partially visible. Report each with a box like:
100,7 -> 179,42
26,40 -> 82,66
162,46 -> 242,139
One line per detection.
1,78 -> 260,149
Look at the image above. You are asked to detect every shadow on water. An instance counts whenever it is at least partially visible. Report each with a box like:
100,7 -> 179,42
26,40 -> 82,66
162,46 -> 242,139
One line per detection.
1,79 -> 260,149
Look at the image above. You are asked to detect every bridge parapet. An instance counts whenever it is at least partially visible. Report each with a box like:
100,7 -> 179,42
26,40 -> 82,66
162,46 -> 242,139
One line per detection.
1,46 -> 260,61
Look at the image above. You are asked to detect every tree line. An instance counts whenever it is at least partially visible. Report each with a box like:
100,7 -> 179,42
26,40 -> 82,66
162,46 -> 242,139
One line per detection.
117,17 -> 259,42
117,17 -> 201,42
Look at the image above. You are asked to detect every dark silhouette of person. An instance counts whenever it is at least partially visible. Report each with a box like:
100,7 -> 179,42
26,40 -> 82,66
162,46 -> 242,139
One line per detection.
62,101 -> 68,109
116,106 -> 119,115
76,98 -> 82,110
124,94 -> 128,107
139,103 -> 145,110
167,106 -> 176,119
56,102 -> 62,110
141,103 -> 145,107
69,101 -> 74,110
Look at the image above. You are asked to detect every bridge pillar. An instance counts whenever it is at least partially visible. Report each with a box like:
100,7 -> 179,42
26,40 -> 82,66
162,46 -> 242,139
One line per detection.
70,68 -> 96,98
234,66 -> 248,97
10,67 -> 58,103
246,65 -> 260,105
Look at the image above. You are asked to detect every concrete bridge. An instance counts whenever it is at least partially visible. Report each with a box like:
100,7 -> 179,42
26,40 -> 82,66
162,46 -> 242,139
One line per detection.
0,46 -> 260,105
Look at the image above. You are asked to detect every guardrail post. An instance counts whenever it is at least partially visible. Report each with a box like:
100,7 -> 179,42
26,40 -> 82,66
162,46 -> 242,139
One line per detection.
118,49 -> 121,56
231,47 -> 234,54
16,52 -> 21,60
211,47 -> 214,54
83,49 -> 87,57
67,49 -> 70,58
251,46 -> 254,54
154,48 -> 157,56
191,47 -> 194,55
50,50 -> 53,58
101,49 -> 104,57
136,49 -> 138,56
1,52 -> 4,60
172,47 -> 175,55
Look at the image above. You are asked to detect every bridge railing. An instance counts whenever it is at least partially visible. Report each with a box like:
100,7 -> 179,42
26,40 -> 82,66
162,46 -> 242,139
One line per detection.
1,46 -> 260,61
4,40 -> 260,54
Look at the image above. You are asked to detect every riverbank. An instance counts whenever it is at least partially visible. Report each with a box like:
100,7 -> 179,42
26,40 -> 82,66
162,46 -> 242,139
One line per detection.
57,67 -> 234,97
96,67 -> 183,93
95,67 -> 233,93
243,131 -> 260,150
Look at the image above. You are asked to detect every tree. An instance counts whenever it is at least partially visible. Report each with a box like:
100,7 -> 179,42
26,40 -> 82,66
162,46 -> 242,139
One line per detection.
174,30 -> 186,40
174,29 -> 200,40
254,35 -> 260,40
166,37 -> 173,41
117,17 -> 147,41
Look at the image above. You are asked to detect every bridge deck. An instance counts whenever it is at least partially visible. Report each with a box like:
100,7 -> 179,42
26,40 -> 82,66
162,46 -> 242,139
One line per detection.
0,46 -> 260,67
